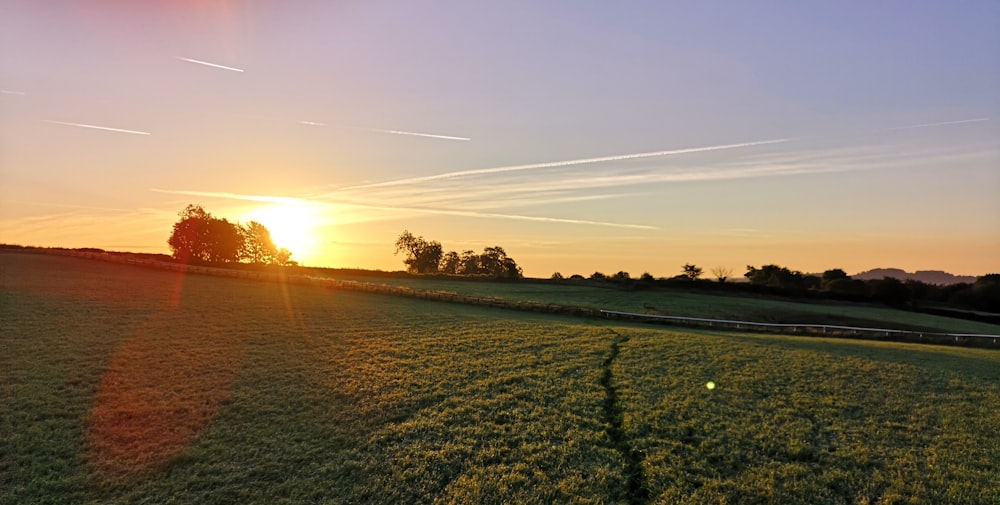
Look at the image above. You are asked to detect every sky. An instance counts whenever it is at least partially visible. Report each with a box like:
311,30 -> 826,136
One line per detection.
2,1 -> 998,278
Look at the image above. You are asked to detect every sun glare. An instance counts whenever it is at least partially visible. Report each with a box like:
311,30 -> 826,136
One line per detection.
242,203 -> 321,261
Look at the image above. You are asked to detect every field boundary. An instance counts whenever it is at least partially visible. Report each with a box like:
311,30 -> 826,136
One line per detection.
30,249 -> 1000,349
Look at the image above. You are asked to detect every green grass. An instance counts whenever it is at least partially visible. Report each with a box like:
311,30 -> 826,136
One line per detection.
2,251 -> 998,504
327,273 -> 1000,335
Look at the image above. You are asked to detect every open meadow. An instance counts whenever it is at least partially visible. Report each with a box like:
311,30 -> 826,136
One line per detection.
2,251 -> 998,504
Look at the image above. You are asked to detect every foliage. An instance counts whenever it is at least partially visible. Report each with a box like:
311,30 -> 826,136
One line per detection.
167,204 -> 294,266
681,264 -> 703,280
462,246 -> 522,279
394,231 -> 523,279
394,230 -> 443,274
710,266 -> 732,283
745,264 -> 806,291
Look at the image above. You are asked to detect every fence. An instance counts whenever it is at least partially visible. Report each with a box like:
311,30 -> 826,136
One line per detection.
42,249 -> 1000,349
598,310 -> 1000,348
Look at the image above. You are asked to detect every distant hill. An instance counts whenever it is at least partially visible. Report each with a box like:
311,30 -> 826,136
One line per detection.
852,268 -> 977,285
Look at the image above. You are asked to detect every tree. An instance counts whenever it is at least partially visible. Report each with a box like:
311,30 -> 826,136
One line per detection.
168,204 -> 213,262
869,277 -> 909,307
745,264 -> 806,290
440,251 -> 461,274
394,231 -> 443,274
240,220 -> 278,264
681,264 -> 703,280
821,269 -> 849,289
168,204 -> 292,266
710,266 -> 733,283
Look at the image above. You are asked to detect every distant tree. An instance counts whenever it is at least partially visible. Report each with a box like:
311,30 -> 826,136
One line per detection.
168,205 -> 295,266
459,250 -> 480,275
275,247 -> 296,266
640,272 -> 655,282
710,266 -> 733,283
168,204 -> 213,262
477,246 -> 522,279
394,230 -> 443,273
970,274 -> 1000,312
821,269 -> 850,289
869,277 -> 909,307
825,278 -> 868,297
168,204 -> 241,264
612,271 -> 631,282
681,264 -> 703,280
569,274 -> 585,280
551,272 -> 564,280
241,220 -> 278,264
590,272 -> 607,281
440,251 -> 461,274
745,264 -> 806,291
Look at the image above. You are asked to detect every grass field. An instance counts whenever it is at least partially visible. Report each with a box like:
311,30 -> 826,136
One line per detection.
2,251 -> 998,504
326,274 -> 1000,335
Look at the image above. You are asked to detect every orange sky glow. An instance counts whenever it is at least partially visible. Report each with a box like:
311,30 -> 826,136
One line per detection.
2,2 -> 998,278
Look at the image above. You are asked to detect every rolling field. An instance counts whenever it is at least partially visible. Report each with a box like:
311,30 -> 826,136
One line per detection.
326,274 -> 1000,335
2,251 -> 998,504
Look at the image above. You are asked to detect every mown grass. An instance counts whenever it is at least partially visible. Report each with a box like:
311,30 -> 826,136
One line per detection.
329,274 -> 1000,335
2,251 -> 998,504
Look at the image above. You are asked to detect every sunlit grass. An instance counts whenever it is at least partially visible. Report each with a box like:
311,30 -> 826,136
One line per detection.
2,252 -> 998,504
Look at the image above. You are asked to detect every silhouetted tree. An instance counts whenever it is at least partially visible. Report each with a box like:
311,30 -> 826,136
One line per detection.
612,271 -> 631,282
241,220 -> 278,264
168,205 -> 292,266
710,266 -> 733,283
440,251 -> 461,274
551,272 -> 564,280
681,264 -> 703,280
869,277 -> 909,307
459,250 -> 480,274
168,204 -> 213,262
394,230 -> 443,273
745,264 -> 806,290
821,269 -> 850,289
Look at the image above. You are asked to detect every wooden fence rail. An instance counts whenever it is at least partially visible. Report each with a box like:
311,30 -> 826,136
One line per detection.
49,249 -> 1000,349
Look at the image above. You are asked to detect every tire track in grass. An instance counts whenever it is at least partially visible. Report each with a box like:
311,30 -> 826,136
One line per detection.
601,330 -> 649,504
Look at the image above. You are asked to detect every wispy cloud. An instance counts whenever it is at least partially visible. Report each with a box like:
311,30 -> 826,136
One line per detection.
888,117 -> 990,130
151,189 -> 306,204
152,188 -> 656,230
1,89 -> 26,95
43,120 -> 150,135
361,128 -> 471,141
341,138 -> 791,190
175,56 -> 245,73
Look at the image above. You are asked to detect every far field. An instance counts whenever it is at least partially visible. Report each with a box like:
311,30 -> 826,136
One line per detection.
2,251 -> 998,504
327,272 -> 1000,335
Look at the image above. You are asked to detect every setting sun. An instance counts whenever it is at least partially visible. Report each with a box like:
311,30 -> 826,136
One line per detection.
242,203 -> 320,260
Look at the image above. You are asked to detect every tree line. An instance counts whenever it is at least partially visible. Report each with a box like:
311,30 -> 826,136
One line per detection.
552,263 -> 1000,313
167,204 -> 295,266
394,230 -> 523,280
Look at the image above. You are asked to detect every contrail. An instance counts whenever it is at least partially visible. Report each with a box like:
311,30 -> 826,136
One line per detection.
44,120 -> 150,135
365,128 -> 471,141
333,200 -> 658,230
1,89 -> 26,95
889,118 -> 990,130
151,189 -> 306,204
175,56 -> 245,73
343,137 -> 791,190
299,120 -> 327,126
152,188 -> 655,230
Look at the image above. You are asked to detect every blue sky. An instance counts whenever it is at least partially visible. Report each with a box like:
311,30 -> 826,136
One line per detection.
2,1 -> 998,276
